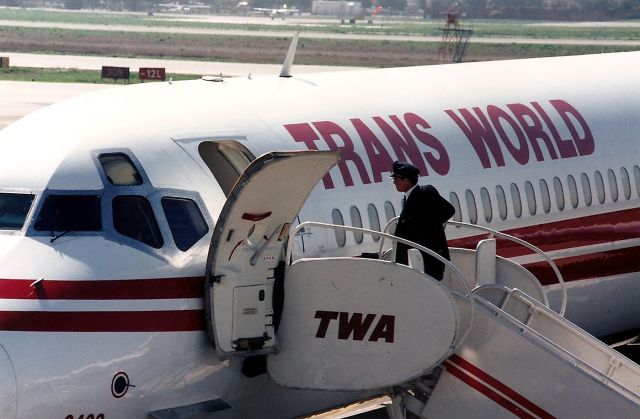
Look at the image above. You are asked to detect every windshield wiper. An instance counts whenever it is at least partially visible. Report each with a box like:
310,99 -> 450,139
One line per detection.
50,230 -> 71,243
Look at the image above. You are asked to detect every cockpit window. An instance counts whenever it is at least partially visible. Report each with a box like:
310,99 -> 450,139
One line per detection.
161,197 -> 209,251
99,153 -> 143,186
0,193 -> 35,230
34,195 -> 102,232
113,195 -> 163,248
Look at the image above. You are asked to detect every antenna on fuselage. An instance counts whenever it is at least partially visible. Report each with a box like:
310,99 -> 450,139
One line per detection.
279,32 -> 299,78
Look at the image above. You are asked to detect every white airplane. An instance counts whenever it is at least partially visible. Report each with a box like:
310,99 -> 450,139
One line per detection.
156,2 -> 192,13
0,50 -> 639,418
254,4 -> 300,19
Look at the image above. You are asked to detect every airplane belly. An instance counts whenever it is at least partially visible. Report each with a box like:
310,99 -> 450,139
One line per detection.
547,272 -> 640,337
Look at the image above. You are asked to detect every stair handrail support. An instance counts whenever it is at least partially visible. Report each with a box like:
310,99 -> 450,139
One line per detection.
474,285 -> 640,401
446,220 -> 567,317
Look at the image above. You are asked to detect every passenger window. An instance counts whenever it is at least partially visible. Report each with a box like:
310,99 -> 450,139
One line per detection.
608,169 -> 619,202
98,153 -> 142,186
331,209 -> 346,247
539,179 -> 551,213
553,177 -> 565,211
449,192 -> 462,222
594,171 -> 605,204
350,206 -> 364,244
113,196 -> 163,248
383,201 -> 396,223
367,204 -> 381,242
0,193 -> 35,230
35,195 -> 101,232
525,181 -> 536,216
620,167 -> 631,200
581,173 -> 592,206
567,175 -> 579,208
465,190 -> 478,224
480,187 -> 492,222
161,197 -> 209,251
634,166 -> 640,198
510,183 -> 522,218
495,186 -> 507,220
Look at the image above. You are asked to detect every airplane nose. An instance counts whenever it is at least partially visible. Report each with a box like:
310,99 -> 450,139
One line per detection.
0,344 -> 17,419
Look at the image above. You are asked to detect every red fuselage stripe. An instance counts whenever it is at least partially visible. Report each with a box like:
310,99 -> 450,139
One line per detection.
0,310 -> 206,332
446,354 -> 555,419
523,246 -> 640,285
448,207 -> 640,258
0,277 -> 205,300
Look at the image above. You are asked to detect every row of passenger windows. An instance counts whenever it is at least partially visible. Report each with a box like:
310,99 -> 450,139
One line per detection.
329,165 -> 640,247
451,166 -> 640,224
332,202 -> 397,248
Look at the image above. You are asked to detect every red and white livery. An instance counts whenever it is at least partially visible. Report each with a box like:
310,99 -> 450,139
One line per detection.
0,51 -> 639,418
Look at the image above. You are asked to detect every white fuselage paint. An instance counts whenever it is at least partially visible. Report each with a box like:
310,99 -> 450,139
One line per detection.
0,52 -> 638,418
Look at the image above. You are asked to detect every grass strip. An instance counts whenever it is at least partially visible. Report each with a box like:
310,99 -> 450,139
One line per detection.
1,25 -> 637,69
2,8 -> 640,39
0,66 -> 200,83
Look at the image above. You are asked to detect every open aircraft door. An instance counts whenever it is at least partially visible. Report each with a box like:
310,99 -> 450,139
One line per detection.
205,150 -> 341,358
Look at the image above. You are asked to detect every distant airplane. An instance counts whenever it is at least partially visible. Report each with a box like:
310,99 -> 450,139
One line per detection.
236,1 -> 250,14
155,1 -> 191,12
1,51 -> 640,417
254,3 -> 300,19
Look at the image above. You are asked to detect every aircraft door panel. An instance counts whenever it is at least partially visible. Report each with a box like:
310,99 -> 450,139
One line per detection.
205,151 -> 341,359
232,285 -> 268,346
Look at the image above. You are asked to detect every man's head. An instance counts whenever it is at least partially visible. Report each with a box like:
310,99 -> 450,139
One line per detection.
390,161 -> 419,192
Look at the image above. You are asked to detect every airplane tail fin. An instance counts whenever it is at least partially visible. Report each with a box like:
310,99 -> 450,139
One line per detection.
279,32 -> 299,78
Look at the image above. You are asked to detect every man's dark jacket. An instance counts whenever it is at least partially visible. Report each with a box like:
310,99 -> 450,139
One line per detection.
394,184 -> 455,280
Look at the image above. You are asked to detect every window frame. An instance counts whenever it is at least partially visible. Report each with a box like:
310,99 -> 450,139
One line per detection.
495,185 -> 507,220
98,152 -> 143,186
449,192 -> 462,222
350,205 -> 364,244
31,192 -> 103,235
465,189 -> 478,224
594,170 -> 606,204
332,208 -> 346,247
524,181 -> 536,216
567,175 -> 579,209
607,168 -> 619,202
161,197 -> 209,251
581,173 -> 592,207
510,183 -> 522,218
367,203 -> 381,242
112,195 -> 164,249
480,187 -> 493,222
0,192 -> 36,232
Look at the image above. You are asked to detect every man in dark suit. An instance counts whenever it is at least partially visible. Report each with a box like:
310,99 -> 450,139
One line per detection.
391,161 -> 455,280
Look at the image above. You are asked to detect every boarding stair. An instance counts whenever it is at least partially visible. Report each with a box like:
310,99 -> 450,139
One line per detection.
383,224 -> 640,418
202,151 -> 640,418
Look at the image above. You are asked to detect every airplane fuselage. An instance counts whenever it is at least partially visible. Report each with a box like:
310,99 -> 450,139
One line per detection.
0,52 -> 638,417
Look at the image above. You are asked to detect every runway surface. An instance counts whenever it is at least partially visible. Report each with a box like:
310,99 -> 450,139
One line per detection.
0,52 -> 365,76
0,56 -> 363,130
3,17 -> 640,46
0,80 -> 112,129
